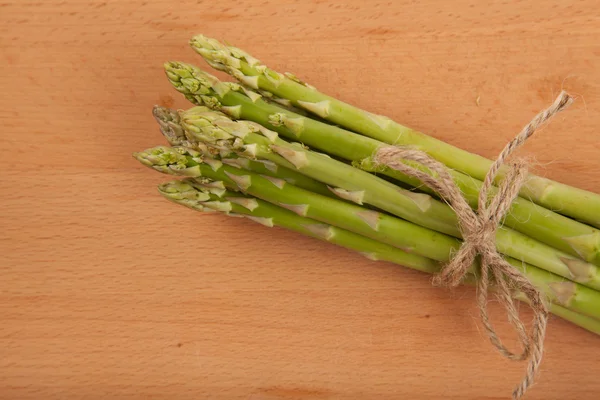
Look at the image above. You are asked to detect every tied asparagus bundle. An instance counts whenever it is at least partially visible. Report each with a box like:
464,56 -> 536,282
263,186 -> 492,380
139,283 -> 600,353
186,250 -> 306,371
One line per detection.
157,177 -> 600,336
135,33 -> 600,398
135,143 -> 600,322
154,106 -> 600,293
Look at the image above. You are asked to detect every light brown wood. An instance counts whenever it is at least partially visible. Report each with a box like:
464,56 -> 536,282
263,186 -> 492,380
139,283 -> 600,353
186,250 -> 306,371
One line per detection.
1,1 -> 599,398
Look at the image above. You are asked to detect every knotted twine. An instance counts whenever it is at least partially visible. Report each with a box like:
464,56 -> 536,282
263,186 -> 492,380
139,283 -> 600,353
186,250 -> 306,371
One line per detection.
374,91 -> 574,399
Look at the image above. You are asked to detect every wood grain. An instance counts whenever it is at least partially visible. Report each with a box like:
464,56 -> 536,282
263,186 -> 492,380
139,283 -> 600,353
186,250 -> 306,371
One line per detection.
1,0 -> 599,399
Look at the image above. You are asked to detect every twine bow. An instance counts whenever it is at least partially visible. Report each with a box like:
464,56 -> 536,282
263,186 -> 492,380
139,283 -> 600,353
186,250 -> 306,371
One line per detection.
374,91 -> 574,399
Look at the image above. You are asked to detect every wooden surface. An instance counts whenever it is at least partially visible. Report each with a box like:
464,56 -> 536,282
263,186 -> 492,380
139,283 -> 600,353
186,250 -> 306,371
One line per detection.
1,1 -> 599,398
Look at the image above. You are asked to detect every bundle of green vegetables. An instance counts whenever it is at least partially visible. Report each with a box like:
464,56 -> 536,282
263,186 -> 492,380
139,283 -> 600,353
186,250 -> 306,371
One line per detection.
134,34 -> 600,396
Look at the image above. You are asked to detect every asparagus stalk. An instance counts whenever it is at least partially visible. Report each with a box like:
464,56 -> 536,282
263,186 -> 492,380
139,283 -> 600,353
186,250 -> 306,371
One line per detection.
190,34 -> 600,230
160,104 -> 600,291
134,146 -> 600,320
153,105 -> 333,197
158,179 -> 439,273
157,177 -> 600,335
163,61 -> 600,267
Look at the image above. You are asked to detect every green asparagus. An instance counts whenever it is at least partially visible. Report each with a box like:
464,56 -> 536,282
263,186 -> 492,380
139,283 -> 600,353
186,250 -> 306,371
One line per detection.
189,34 -> 600,231
133,145 -> 600,320
164,61 -> 600,267
162,105 -> 600,291
158,179 -> 439,273
156,177 -> 600,334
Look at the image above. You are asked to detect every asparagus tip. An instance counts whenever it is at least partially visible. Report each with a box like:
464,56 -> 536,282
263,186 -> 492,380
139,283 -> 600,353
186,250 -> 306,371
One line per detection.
189,34 -> 261,69
133,146 -> 203,179
163,61 -> 222,97
189,34 -> 222,52
152,105 -> 189,146
132,151 -> 152,167
157,179 -> 193,196
157,179 -> 212,207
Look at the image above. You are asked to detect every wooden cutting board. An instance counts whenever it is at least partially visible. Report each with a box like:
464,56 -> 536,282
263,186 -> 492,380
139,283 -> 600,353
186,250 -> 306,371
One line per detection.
1,1 -> 599,399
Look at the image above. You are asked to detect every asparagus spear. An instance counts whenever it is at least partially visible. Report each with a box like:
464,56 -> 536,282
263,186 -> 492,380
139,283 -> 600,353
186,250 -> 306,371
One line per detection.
189,34 -> 600,230
157,177 -> 600,335
134,146 -> 600,320
158,179 -> 439,273
156,103 -> 600,291
163,61 -> 600,267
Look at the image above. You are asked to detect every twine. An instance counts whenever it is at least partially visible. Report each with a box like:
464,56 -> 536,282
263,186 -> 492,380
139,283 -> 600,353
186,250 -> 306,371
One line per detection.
374,91 -> 574,399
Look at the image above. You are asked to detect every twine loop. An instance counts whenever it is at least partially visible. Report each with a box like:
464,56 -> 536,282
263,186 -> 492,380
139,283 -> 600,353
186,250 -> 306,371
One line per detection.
374,91 -> 574,399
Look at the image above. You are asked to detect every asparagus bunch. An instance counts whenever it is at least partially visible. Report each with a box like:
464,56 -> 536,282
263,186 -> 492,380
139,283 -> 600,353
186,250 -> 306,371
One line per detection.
131,34 -> 600,400
134,145 -> 600,322
132,140 -> 600,332
150,103 -> 600,294
157,177 -> 600,336
133,34 -> 600,342
163,61 -> 600,268
189,34 -> 600,230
